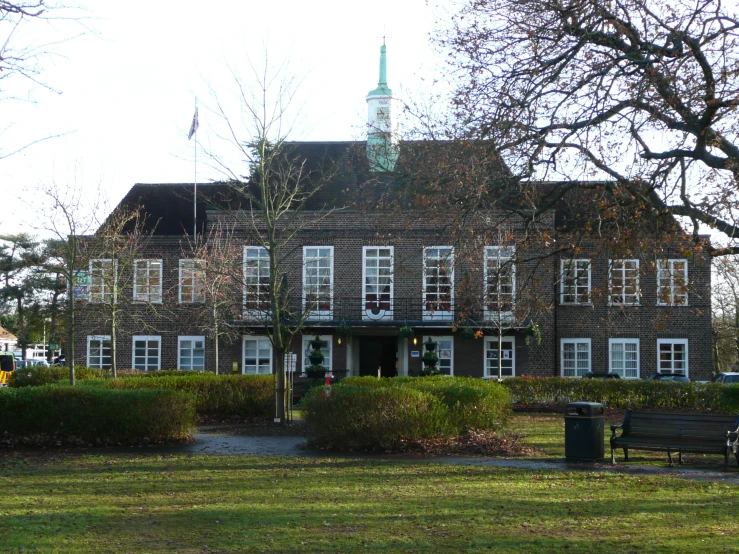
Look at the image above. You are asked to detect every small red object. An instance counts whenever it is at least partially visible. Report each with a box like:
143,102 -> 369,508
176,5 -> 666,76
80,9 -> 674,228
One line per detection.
325,375 -> 332,386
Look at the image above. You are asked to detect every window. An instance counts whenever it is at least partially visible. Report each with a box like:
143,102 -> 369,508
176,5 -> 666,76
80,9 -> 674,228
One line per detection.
560,260 -> 591,305
179,259 -> 205,303
484,336 -> 516,377
178,336 -> 205,370
242,336 -> 272,374
302,335 -> 332,375
657,339 -> 688,377
609,339 -> 639,379
561,339 -> 591,377
303,247 -> 333,318
133,260 -> 163,303
423,247 -> 454,320
363,247 -> 393,320
244,247 -> 270,316
657,259 -> 688,306
485,246 -> 515,318
609,259 -> 640,305
89,259 -> 115,303
132,336 -> 161,371
87,335 -> 111,369
424,336 -> 454,376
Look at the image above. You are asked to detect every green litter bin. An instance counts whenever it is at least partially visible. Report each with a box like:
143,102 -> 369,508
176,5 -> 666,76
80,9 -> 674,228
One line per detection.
565,402 -> 604,461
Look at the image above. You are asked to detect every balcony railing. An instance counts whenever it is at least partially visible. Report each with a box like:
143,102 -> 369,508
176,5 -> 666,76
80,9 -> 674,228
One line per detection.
236,296 -> 522,328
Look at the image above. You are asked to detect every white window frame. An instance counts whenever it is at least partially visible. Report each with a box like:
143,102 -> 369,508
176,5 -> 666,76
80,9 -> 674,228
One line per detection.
89,259 -> 116,304
243,247 -> 271,318
484,246 -> 516,320
302,246 -> 334,319
484,336 -> 516,378
179,259 -> 206,303
423,246 -> 454,321
301,335 -> 333,376
362,246 -> 394,321
132,335 -> 162,371
657,338 -> 689,377
133,259 -> 163,304
560,338 -> 591,378
609,259 -> 640,306
657,259 -> 689,306
609,338 -> 640,379
242,336 -> 273,375
86,335 -> 112,369
560,259 -> 591,305
423,335 -> 454,376
178,335 -> 205,371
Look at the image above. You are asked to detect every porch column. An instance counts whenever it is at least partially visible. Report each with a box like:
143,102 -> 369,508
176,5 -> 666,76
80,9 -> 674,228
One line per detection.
397,337 -> 408,376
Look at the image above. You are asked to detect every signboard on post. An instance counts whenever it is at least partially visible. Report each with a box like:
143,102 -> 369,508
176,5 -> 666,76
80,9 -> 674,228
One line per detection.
72,271 -> 89,299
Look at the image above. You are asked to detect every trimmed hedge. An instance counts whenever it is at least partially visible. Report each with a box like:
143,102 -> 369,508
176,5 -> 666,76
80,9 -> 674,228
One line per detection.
0,385 -> 194,444
501,377 -> 732,413
94,374 -> 274,420
302,376 -> 511,451
10,365 -> 109,387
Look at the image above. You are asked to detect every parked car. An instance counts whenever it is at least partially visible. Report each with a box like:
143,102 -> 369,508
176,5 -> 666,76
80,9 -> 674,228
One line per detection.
646,373 -> 690,382
16,359 -> 49,369
713,372 -> 739,384
584,372 -> 621,379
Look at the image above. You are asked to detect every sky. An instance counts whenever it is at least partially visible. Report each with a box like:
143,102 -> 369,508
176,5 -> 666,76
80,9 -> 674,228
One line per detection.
0,0 -> 449,236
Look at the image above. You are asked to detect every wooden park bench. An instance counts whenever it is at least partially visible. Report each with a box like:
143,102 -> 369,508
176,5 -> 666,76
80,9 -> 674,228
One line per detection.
610,410 -> 739,471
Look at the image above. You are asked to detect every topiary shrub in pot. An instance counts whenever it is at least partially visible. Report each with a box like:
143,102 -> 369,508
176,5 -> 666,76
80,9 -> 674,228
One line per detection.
305,336 -> 328,379
421,339 -> 441,376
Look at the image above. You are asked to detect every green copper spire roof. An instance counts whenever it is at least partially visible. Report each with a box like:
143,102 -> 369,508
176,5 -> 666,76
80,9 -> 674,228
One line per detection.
368,42 -> 393,96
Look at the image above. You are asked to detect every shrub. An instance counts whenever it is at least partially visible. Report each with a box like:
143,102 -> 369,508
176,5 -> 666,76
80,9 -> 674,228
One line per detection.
302,385 -> 452,450
97,373 -> 274,420
341,376 -> 511,430
303,376 -> 511,450
11,365 -> 109,387
502,377 -> 730,413
0,385 -> 194,444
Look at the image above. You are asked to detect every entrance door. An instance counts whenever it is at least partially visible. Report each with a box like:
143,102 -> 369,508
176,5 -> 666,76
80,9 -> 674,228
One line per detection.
359,336 -> 398,377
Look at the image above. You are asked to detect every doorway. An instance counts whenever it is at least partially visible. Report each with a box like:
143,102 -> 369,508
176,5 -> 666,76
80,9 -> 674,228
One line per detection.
359,336 -> 398,377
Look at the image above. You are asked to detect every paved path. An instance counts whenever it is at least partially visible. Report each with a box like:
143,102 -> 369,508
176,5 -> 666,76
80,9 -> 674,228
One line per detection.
173,431 -> 739,484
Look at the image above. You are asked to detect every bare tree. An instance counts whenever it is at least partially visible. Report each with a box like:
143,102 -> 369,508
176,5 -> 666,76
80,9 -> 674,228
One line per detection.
188,221 -> 243,375
36,180 -> 104,384
436,0 -> 739,254
200,51 -> 339,423
80,207 -> 155,377
0,1 -> 84,159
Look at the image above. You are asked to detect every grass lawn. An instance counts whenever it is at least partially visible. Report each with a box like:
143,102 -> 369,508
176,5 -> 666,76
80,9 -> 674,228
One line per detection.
1,450 -> 738,553
513,412 -> 735,468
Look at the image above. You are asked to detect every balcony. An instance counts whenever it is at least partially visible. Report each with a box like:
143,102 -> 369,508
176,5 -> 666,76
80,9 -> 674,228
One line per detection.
236,296 -> 523,329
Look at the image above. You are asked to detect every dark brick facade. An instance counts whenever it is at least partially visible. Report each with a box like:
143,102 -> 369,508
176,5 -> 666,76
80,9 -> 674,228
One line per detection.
74,180 -> 713,381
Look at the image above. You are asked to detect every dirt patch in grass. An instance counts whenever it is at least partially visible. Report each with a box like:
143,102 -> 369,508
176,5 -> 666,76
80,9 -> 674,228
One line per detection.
199,419 -> 308,437
411,430 -> 543,457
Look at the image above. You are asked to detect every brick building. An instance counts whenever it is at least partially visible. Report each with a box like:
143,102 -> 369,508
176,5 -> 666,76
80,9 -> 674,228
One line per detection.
73,44 -> 713,381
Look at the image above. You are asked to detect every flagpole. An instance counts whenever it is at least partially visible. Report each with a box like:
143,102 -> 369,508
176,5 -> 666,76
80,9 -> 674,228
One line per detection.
193,97 -> 198,242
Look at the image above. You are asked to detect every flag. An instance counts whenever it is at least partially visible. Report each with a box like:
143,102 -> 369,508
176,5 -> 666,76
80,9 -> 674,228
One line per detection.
188,107 -> 199,140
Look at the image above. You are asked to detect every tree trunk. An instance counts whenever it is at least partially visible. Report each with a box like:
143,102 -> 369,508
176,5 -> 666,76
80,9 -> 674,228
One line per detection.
734,295 -> 739,364
214,305 -> 219,375
17,297 -> 26,360
111,310 -> 117,378
274,345 -> 286,423
68,291 -> 76,385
